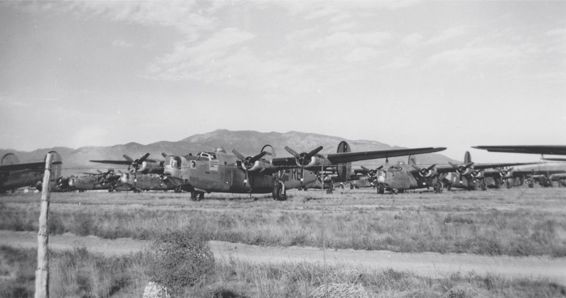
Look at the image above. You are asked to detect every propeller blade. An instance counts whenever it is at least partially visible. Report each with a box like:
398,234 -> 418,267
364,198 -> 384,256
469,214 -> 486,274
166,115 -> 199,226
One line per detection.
123,155 -> 133,162
448,162 -> 459,169
161,152 -> 168,158
307,146 -> 324,158
249,151 -> 267,163
376,165 -> 384,170
411,165 -> 421,171
138,153 -> 151,163
427,164 -> 436,170
232,149 -> 247,161
284,146 -> 301,158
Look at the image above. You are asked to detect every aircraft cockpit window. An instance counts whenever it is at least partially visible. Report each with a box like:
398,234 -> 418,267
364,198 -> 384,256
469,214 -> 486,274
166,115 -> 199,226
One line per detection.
166,156 -> 182,169
197,152 -> 217,160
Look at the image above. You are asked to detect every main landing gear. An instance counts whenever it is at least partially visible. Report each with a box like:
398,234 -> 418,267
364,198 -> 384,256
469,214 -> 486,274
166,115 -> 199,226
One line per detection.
272,180 -> 287,201
433,181 -> 443,193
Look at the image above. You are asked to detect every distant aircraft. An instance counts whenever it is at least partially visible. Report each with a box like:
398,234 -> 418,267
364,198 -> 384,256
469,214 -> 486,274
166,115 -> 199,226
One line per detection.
163,141 -> 446,200
0,152 -> 62,193
67,169 -> 121,192
374,156 -> 447,194
90,153 -> 164,174
117,172 -> 188,192
348,165 -> 382,189
443,151 -> 539,190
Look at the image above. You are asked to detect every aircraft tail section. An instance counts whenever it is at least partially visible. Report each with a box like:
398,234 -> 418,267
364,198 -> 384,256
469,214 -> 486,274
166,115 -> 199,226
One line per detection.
1,153 -> 19,166
336,141 -> 352,181
464,151 -> 472,164
408,155 -> 417,166
48,151 -> 63,180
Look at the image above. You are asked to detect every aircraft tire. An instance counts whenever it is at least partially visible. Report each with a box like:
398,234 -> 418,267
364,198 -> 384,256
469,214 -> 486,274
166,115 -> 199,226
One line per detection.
272,181 -> 286,201
190,191 -> 198,201
377,185 -> 385,194
433,182 -> 443,193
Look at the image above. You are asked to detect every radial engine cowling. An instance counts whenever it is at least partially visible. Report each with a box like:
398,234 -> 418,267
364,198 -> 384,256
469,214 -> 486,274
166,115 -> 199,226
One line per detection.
246,159 -> 274,172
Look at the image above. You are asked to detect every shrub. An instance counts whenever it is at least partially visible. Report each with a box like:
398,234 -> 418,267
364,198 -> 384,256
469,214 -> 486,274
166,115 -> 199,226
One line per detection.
146,231 -> 215,294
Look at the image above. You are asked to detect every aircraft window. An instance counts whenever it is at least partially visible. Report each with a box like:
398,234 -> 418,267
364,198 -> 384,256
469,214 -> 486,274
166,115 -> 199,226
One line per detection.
197,152 -> 217,160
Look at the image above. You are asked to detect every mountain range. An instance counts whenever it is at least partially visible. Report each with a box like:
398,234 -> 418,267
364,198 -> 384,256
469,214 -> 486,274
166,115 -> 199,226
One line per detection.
1,129 -> 456,175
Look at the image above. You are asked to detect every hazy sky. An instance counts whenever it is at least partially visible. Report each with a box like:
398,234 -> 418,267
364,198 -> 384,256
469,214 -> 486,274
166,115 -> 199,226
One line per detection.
1,0 -> 565,162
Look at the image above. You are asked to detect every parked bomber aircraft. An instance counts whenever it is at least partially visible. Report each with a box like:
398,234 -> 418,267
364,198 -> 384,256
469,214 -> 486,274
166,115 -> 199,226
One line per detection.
67,169 -> 121,192
374,157 -> 447,194
90,153 -> 165,174
443,151 -> 539,191
118,172 -> 188,192
163,141 -> 446,200
0,152 -> 62,193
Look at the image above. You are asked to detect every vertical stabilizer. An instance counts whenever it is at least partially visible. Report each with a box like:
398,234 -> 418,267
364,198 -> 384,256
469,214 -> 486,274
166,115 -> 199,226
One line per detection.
1,153 -> 19,166
408,155 -> 417,166
464,151 -> 472,164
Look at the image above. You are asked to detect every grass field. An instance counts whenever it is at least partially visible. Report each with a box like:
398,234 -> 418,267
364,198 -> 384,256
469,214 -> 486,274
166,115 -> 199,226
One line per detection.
1,188 -> 565,257
1,246 -> 565,298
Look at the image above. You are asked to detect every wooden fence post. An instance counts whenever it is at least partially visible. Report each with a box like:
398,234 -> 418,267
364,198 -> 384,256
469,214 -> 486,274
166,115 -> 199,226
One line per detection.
35,152 -> 53,298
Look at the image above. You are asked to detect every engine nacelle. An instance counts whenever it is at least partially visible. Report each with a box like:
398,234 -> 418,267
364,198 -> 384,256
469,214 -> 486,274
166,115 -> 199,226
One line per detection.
247,160 -> 274,172
303,156 -> 325,168
458,166 -> 473,176
418,167 -> 436,178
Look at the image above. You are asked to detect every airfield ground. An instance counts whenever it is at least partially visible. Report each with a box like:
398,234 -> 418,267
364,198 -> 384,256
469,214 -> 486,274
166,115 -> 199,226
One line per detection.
0,188 -> 565,297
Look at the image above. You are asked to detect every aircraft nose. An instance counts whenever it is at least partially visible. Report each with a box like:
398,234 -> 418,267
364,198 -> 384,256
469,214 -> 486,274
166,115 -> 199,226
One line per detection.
377,175 -> 385,183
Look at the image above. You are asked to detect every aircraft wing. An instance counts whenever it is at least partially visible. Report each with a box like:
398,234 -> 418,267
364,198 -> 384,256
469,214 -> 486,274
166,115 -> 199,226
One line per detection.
471,162 -> 540,170
473,145 -> 566,155
0,161 -> 62,171
325,147 -> 446,164
90,160 -> 132,165
271,147 -> 446,167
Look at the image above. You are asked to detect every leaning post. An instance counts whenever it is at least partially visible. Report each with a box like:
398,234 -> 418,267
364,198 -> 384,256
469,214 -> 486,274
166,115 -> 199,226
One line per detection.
35,152 -> 53,298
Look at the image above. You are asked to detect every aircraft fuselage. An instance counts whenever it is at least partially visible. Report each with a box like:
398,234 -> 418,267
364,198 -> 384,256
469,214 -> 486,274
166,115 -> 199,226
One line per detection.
164,153 -> 317,195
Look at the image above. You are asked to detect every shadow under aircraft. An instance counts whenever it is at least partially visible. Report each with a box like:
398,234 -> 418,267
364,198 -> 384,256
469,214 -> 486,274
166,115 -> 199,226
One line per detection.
163,141 -> 446,200
0,152 -> 62,193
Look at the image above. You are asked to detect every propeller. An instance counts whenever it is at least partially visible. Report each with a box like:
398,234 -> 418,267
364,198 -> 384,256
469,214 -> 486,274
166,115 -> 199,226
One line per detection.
232,149 -> 269,189
128,153 -> 151,173
412,164 -> 436,178
284,146 -> 324,185
498,167 -> 514,178
449,162 -> 474,176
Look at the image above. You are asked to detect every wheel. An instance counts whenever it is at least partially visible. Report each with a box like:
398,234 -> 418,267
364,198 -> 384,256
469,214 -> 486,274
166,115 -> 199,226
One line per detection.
191,191 -> 199,201
377,185 -> 385,194
272,181 -> 287,201
392,188 -> 399,194
433,182 -> 443,193
198,192 -> 205,200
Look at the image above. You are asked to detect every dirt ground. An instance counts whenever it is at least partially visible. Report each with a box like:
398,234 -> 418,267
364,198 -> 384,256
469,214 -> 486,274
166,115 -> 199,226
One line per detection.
2,230 -> 565,286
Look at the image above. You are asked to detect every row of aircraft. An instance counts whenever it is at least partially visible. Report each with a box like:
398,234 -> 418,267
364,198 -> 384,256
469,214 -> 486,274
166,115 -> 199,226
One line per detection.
1,142 -> 565,199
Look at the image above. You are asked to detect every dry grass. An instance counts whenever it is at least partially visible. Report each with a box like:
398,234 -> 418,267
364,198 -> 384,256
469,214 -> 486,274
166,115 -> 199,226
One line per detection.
1,246 -> 565,298
1,188 -> 565,256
